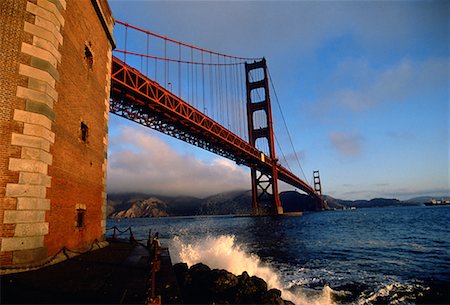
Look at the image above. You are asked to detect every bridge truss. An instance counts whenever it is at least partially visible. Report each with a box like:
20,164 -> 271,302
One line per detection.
110,21 -> 323,214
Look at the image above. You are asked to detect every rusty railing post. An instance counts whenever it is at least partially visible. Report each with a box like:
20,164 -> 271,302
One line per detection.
147,231 -> 161,305
129,228 -> 135,243
147,228 -> 152,251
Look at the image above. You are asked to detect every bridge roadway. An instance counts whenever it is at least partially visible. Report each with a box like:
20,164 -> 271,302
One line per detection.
109,56 -> 321,202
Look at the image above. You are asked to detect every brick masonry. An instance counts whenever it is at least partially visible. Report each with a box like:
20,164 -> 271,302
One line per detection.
1,0 -> 114,268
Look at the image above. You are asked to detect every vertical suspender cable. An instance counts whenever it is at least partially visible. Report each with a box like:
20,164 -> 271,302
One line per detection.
178,44 -> 181,98
124,25 -> 128,63
236,62 -> 241,137
216,56 -> 219,122
219,55 -> 224,125
146,35 -> 149,77
202,52 -> 205,113
215,55 -> 220,123
194,52 -> 198,109
234,60 -> 240,136
154,57 -> 157,83
231,59 -> 237,135
267,67 -> 308,183
164,39 -> 167,88
187,55 -> 190,104
209,53 -> 214,120
191,48 -> 194,106
230,60 -> 235,134
238,63 -> 246,141
224,56 -> 229,129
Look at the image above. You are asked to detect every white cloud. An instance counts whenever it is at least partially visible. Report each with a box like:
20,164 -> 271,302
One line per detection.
317,57 -> 448,113
329,132 -> 363,157
107,126 -> 249,197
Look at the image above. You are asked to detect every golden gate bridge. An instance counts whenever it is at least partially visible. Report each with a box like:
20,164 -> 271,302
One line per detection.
109,21 -> 323,214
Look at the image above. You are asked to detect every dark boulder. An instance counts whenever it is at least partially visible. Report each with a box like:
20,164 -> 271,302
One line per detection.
251,275 -> 268,294
261,288 -> 285,305
174,263 -> 293,304
209,269 -> 239,294
185,263 -> 213,303
190,262 -> 211,273
173,263 -> 192,292
208,269 -> 239,302
235,271 -> 265,304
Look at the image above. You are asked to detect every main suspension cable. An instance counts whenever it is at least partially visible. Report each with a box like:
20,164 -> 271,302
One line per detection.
116,20 -> 262,62
267,66 -> 309,184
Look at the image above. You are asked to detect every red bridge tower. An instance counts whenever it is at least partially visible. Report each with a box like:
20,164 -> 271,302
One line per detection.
245,59 -> 283,215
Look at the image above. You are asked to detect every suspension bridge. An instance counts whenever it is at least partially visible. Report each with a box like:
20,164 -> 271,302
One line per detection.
109,21 -> 323,214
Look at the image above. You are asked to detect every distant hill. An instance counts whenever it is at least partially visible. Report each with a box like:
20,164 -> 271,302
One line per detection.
108,193 -> 202,218
324,195 -> 423,209
403,196 -> 450,204
279,191 -> 321,212
107,191 -> 443,218
198,190 -> 252,215
107,190 -> 318,218
110,197 -> 168,218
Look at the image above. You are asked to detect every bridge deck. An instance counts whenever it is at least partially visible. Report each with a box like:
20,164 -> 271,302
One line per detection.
110,56 -> 320,201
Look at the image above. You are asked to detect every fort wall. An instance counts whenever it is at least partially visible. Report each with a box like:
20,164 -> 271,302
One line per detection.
0,0 -> 114,267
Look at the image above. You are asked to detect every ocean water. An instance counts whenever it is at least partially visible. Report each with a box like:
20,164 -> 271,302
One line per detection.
107,205 -> 450,305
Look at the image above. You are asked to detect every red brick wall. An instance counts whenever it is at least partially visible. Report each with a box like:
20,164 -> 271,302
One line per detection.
0,0 -> 32,265
45,0 -> 111,255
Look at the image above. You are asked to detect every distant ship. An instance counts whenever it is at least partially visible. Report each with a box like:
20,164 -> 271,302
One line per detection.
424,199 -> 450,206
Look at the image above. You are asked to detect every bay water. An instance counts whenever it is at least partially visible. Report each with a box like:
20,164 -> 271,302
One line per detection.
107,205 -> 450,304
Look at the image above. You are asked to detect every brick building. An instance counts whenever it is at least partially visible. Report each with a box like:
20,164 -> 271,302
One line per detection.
0,0 -> 115,267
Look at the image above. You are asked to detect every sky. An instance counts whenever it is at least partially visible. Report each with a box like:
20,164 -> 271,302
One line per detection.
107,0 -> 449,200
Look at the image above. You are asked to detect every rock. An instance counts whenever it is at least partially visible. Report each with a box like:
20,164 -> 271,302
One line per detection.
251,275 -> 268,294
189,263 -> 212,287
261,288 -> 285,305
187,263 -> 213,303
267,288 -> 282,297
190,262 -> 211,274
174,263 -> 293,305
209,269 -> 239,301
173,263 -> 191,287
210,269 -> 239,293
235,271 -> 263,304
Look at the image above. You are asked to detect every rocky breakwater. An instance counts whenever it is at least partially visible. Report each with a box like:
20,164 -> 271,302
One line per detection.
173,263 -> 294,305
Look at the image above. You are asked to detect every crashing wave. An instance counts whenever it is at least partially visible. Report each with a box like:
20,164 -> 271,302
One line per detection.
170,234 -> 335,305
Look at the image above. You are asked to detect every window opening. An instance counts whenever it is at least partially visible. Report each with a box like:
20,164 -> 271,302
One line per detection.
76,209 -> 85,228
81,122 -> 89,143
84,45 -> 94,69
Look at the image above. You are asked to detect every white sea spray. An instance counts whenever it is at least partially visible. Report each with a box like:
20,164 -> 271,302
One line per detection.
170,234 -> 335,305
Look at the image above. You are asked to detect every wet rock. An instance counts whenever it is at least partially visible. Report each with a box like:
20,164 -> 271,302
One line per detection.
209,269 -> 238,298
202,269 -> 239,303
251,275 -> 268,294
190,262 -> 211,275
187,263 -> 213,303
174,262 -> 292,304
261,288 -> 285,305
173,263 -> 191,288
268,288 -> 282,297
235,271 -> 260,303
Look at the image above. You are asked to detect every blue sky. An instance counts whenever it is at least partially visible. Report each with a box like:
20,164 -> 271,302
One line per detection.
107,1 -> 449,200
